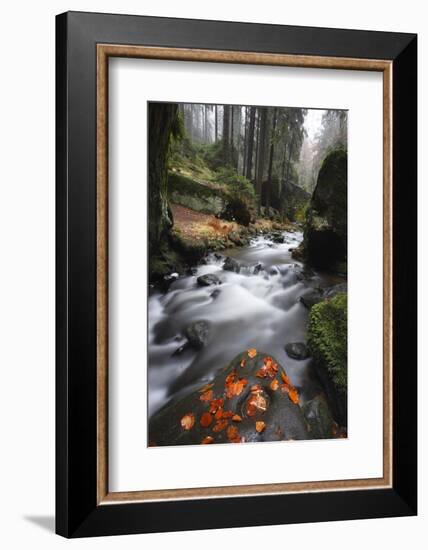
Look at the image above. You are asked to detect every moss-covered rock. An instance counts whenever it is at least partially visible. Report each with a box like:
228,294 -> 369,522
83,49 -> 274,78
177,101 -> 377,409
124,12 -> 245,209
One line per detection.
303,149 -> 347,272
280,180 -> 310,222
308,293 -> 347,425
168,172 -> 226,215
308,293 -> 347,391
169,230 -> 208,264
149,239 -> 186,283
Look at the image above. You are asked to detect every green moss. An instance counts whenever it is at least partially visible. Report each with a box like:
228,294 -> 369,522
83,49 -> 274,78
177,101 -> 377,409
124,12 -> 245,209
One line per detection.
294,202 -> 309,223
168,172 -> 224,200
308,293 -> 347,393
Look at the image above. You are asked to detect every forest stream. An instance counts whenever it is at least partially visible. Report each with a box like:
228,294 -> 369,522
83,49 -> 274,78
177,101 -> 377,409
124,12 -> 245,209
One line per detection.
148,227 -> 343,420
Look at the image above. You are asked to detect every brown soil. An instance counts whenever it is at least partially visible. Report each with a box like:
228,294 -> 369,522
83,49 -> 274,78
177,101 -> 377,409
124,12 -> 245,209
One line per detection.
171,203 -> 238,241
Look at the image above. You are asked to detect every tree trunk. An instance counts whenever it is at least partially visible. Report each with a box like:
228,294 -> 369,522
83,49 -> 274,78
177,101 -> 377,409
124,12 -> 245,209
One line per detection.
255,110 -> 261,181
266,108 -> 278,210
148,102 -> 178,253
222,104 -> 230,164
243,107 -> 248,176
215,105 -> 218,142
231,105 -> 234,160
255,107 -> 268,214
236,106 -> 242,171
281,133 -> 296,219
204,105 -> 208,142
245,107 -> 256,181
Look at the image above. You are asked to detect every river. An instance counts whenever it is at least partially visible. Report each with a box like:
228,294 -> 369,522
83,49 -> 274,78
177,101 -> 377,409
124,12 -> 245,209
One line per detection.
148,228 -> 340,419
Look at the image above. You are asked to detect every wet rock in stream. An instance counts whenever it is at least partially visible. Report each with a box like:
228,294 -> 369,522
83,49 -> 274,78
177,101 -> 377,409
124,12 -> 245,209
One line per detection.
149,350 -> 310,446
197,273 -> 221,287
253,262 -> 263,275
184,320 -> 211,350
302,395 -> 335,439
299,289 -> 323,309
285,342 -> 309,360
223,256 -> 241,273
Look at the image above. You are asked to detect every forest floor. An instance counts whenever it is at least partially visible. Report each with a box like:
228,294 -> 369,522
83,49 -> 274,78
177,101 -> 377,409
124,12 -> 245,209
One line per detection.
171,204 -> 238,241
171,203 -> 295,251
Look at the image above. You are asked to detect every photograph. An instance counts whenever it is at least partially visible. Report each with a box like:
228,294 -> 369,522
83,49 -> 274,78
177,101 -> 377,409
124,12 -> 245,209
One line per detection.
148,101 -> 348,446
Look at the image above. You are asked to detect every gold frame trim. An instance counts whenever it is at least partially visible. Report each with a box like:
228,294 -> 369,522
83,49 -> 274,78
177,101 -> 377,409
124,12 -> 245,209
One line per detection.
96,44 -> 393,505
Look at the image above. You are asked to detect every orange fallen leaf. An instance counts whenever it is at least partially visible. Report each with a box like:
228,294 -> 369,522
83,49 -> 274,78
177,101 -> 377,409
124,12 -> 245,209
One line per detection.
256,357 -> 279,379
180,413 -> 195,431
253,392 -> 268,412
281,370 -> 291,385
248,348 -> 257,358
226,424 -> 241,443
225,377 -> 248,399
270,379 -> 279,391
222,411 -> 234,419
232,414 -> 242,422
201,436 -> 214,444
264,356 -> 279,373
256,421 -> 266,433
198,383 -> 214,393
209,398 -> 224,414
246,403 -> 257,417
200,389 -> 214,402
225,371 -> 237,385
250,384 -> 263,393
215,407 -> 224,420
246,391 -> 268,417
212,419 -> 229,432
288,387 -> 299,405
200,412 -> 213,428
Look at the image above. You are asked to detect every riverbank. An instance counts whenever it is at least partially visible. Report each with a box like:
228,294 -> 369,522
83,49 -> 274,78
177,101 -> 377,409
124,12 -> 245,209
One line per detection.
150,202 -> 297,283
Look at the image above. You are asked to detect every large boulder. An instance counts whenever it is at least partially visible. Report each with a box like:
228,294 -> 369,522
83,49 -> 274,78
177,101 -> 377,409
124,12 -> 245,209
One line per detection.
308,292 -> 347,426
261,179 -> 310,222
280,181 -> 311,222
168,172 -> 225,215
149,350 -> 310,446
220,197 -> 251,226
303,149 -> 347,271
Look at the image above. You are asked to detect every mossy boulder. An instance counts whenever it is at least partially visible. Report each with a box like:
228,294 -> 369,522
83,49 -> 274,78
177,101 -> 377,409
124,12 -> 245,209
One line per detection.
149,238 -> 186,283
280,181 -> 310,222
303,149 -> 347,272
308,293 -> 347,425
169,230 -> 208,264
168,172 -> 226,215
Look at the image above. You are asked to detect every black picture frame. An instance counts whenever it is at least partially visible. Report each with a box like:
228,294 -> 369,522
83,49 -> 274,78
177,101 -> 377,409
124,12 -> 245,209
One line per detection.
56,10 -> 417,538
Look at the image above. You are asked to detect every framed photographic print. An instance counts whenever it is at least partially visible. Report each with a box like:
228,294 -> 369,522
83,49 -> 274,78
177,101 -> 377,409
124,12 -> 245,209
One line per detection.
56,11 -> 417,537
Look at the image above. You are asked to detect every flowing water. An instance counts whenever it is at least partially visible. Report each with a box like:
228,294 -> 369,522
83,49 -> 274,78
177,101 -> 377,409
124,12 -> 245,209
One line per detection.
148,229 -> 338,418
